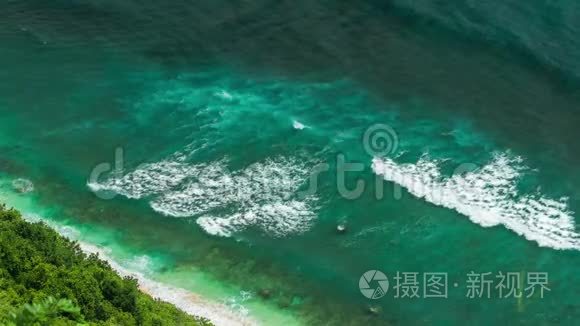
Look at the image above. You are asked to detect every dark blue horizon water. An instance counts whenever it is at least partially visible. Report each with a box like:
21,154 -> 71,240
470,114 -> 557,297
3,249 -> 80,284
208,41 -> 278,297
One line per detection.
1,1 -> 580,325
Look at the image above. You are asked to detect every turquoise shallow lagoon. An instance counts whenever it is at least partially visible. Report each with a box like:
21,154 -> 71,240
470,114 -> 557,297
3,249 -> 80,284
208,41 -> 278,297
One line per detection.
2,1 -> 580,325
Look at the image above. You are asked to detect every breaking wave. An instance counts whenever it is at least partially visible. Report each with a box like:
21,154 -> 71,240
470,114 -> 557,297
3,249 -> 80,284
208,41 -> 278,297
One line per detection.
372,153 -> 580,250
89,156 -> 317,238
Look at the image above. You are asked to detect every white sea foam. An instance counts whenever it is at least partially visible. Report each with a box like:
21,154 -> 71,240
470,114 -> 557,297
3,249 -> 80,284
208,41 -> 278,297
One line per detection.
292,120 -> 306,130
89,155 -> 317,238
23,214 -> 82,239
222,291 -> 254,317
151,158 -> 317,237
215,90 -> 234,101
196,200 -> 315,237
12,178 -> 34,193
126,255 -> 154,274
372,153 -> 580,250
88,161 -> 203,199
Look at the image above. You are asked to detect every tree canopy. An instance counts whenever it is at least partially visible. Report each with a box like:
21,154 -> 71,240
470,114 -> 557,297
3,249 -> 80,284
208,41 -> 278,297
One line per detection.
0,204 -> 212,325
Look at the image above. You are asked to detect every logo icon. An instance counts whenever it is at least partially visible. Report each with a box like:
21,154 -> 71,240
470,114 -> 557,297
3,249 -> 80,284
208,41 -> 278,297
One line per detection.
362,124 -> 399,157
360,270 -> 389,299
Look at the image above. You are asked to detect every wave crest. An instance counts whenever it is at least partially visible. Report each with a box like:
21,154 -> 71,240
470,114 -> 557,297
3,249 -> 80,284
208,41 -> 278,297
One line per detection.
89,157 -> 317,238
372,153 -> 580,250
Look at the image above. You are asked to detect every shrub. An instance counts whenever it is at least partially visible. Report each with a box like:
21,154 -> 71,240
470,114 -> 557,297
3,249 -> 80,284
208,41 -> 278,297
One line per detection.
0,204 -> 212,325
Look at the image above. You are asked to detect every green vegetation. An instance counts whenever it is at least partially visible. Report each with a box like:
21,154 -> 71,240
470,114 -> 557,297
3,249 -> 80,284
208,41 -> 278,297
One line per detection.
0,204 -> 212,325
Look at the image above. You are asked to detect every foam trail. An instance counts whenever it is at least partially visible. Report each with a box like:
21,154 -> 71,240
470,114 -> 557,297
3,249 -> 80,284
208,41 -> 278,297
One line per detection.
293,120 -> 306,130
372,153 -> 580,250
215,90 -> 234,101
151,158 -> 317,237
88,160 -> 203,199
89,156 -> 318,238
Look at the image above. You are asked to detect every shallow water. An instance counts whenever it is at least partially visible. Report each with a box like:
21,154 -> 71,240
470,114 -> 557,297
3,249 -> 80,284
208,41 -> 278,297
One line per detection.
2,1 -> 580,325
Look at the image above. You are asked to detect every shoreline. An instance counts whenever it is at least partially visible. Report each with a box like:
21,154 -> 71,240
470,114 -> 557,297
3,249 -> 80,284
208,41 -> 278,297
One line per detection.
23,213 -> 259,326
0,186 -> 260,326
0,174 -> 305,326
17,212 -> 259,326
75,241 -> 258,326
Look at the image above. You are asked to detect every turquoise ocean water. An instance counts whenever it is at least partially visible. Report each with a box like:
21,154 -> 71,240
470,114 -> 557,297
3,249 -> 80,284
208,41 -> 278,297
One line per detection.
2,1 -> 580,324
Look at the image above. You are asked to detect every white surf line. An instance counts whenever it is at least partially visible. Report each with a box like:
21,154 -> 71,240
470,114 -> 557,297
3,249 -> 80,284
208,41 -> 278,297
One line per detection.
90,156 -> 317,238
372,154 -> 580,250
78,242 -> 258,326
